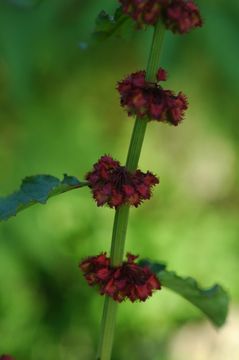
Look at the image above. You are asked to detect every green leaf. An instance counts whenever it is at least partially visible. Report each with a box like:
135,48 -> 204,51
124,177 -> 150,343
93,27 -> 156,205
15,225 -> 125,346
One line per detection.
92,7 -> 134,42
139,260 -> 229,327
0,174 -> 88,222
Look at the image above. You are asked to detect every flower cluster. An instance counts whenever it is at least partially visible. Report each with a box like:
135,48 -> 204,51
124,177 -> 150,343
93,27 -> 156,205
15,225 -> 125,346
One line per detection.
117,68 -> 188,125
119,0 -> 164,27
80,253 -> 161,302
80,253 -> 111,286
119,0 -> 202,34
162,0 -> 203,34
86,155 -> 159,208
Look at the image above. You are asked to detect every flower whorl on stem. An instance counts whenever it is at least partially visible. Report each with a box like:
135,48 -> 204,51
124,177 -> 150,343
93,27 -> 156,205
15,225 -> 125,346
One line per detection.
117,68 -> 188,125
86,155 -> 159,208
119,0 -> 202,34
80,253 -> 161,302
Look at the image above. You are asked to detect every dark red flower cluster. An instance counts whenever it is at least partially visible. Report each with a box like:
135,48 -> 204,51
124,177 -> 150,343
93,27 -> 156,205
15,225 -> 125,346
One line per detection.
0,356 -> 15,360
119,0 -> 202,34
80,253 -> 111,286
162,0 -> 203,34
80,253 -> 161,302
117,68 -> 188,125
119,0 -> 165,27
86,155 -> 159,208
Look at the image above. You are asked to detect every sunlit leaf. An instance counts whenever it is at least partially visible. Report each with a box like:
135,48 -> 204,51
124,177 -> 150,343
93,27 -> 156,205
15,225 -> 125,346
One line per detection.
0,174 -> 88,222
139,260 -> 229,327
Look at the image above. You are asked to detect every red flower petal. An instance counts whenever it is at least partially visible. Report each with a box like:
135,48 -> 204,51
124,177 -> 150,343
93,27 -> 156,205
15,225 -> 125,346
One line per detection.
156,68 -> 167,82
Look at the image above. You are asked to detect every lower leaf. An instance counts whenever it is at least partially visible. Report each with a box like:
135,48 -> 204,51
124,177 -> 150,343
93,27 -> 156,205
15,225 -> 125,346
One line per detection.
139,260 -> 229,327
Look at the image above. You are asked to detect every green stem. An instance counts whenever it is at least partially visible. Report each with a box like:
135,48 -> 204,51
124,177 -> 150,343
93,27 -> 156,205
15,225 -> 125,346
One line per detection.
110,205 -> 130,265
96,297 -> 118,360
96,22 -> 165,360
96,206 -> 130,360
126,22 -> 165,172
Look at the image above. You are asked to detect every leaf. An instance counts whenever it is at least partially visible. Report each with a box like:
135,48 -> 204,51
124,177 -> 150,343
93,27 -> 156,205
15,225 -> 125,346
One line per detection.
139,260 -> 229,327
92,7 -> 134,42
0,174 -> 88,222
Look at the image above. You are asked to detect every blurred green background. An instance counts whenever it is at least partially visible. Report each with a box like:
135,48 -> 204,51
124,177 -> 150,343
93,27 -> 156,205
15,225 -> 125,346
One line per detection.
0,0 -> 239,359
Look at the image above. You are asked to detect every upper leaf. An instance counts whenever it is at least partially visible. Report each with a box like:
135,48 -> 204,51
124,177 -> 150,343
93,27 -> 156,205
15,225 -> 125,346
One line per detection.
92,7 -> 134,42
139,260 -> 229,327
0,174 -> 88,222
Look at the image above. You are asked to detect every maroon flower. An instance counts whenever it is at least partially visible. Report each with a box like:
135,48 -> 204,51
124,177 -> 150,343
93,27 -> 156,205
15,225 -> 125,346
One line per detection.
102,253 -> 161,302
80,253 -> 111,286
80,253 -> 161,302
117,68 -> 188,125
162,0 -> 202,34
119,0 -> 202,33
119,0 -> 165,27
86,155 -> 159,208
0,356 -> 15,360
